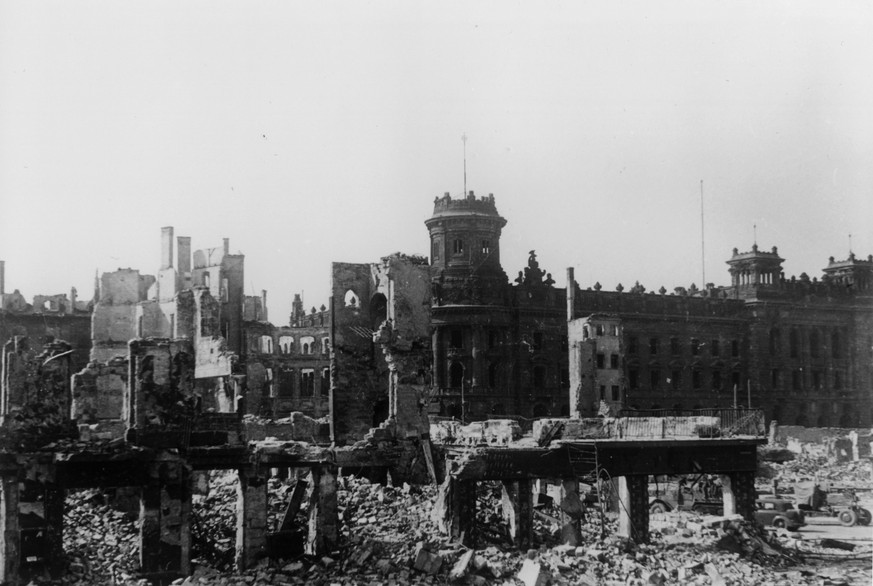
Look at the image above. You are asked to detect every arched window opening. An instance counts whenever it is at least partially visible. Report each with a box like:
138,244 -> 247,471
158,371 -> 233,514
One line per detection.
453,239 -> 464,255
449,363 -> 464,388
344,289 -> 360,308
279,336 -> 294,354
370,293 -> 388,330
260,335 -> 273,354
203,272 -> 210,288
301,336 -> 315,355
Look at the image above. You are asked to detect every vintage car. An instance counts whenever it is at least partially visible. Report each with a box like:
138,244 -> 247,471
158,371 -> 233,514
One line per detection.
754,498 -> 805,530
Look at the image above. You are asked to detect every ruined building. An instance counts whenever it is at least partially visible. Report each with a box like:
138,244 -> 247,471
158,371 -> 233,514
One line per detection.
0,260 -> 93,375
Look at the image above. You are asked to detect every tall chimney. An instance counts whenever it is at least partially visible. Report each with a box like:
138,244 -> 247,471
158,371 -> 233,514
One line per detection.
161,227 -> 174,269
177,236 -> 192,276
566,267 -> 575,321
223,238 -> 230,255
261,289 -> 268,322
0,260 -> 5,295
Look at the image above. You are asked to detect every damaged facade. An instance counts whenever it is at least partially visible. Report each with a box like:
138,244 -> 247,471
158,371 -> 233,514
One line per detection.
569,246 -> 873,427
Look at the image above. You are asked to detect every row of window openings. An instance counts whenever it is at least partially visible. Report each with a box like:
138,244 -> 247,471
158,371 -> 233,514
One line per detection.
256,335 -> 329,355
447,363 -> 568,389
450,330 -> 561,352
770,329 -> 845,359
628,337 -> 739,358
777,369 -> 844,391
433,239 -> 491,259
266,367 -> 330,398
629,369 -> 739,391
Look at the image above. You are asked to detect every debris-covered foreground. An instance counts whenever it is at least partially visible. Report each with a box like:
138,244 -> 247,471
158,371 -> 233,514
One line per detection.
51,468 -> 871,586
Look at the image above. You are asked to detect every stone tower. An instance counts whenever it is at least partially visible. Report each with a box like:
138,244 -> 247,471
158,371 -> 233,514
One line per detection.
425,191 -> 508,306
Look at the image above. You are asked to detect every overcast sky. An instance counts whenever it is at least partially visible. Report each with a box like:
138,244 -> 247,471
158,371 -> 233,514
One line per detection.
1,1 -> 871,323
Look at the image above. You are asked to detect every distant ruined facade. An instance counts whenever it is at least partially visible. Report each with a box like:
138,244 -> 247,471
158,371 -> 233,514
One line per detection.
1,191 -> 871,438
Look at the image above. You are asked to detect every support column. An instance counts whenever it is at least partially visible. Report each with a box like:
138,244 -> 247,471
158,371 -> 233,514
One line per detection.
140,459 -> 190,580
236,469 -> 268,570
617,475 -> 649,543
450,479 -> 476,547
306,465 -> 338,555
720,472 -> 756,521
500,480 -> 532,549
0,473 -> 19,584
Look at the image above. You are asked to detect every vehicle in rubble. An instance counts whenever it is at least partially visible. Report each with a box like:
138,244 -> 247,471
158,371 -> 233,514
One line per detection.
648,474 -> 724,515
754,497 -> 805,531
794,481 -> 872,527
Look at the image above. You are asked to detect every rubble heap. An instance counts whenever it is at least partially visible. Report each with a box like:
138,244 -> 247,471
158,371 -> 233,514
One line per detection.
37,474 -> 871,586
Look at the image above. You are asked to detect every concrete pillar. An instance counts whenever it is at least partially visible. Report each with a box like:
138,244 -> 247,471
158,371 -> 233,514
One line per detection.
306,465 -> 338,555
236,469 -> 268,570
140,459 -> 190,579
720,472 -> 756,521
501,480 -> 533,549
617,475 -> 649,543
450,479 -> 476,547
1,473 -> 19,583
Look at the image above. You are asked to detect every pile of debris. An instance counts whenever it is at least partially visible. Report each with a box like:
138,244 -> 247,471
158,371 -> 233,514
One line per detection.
33,473 -> 873,585
61,489 -> 141,584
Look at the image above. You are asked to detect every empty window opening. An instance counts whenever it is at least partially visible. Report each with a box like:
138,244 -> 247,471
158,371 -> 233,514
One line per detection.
596,324 -> 604,336
670,337 -> 680,355
301,336 -> 315,355
710,340 -> 720,357
481,240 -> 491,254
611,385 -> 620,401
671,370 -> 682,390
450,329 -> 463,349
260,335 -> 273,354
691,338 -> 700,356
596,354 -> 605,369
731,339 -> 739,358
692,370 -> 702,389
279,336 -> 294,354
610,354 -> 619,369
453,239 -> 464,254
301,369 -> 315,396
582,326 -> 590,340
449,363 -> 464,388
343,289 -> 360,307
278,369 -> 294,397
629,369 -> 639,390
370,292 -> 388,330
649,338 -> 659,354
628,336 -> 638,354
650,369 -> 660,390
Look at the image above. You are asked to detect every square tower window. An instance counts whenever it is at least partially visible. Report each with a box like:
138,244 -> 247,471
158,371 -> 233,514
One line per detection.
453,239 -> 464,254
481,240 -> 491,254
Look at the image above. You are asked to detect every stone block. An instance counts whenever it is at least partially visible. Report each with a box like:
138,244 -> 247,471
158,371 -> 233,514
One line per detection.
517,559 -> 550,586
